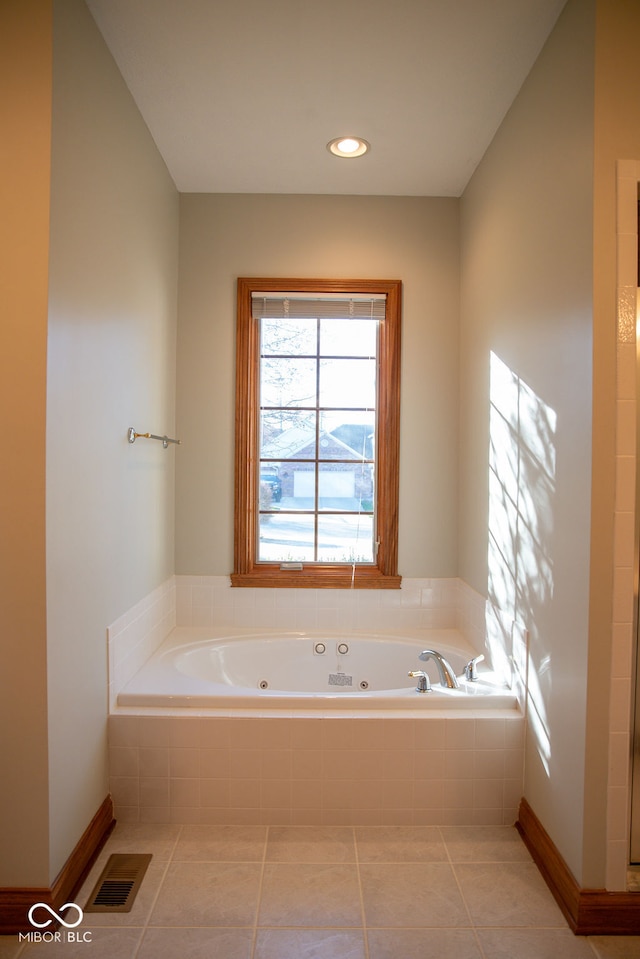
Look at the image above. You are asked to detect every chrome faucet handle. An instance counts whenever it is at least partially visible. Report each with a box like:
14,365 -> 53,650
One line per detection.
408,670 -> 431,693
464,654 -> 485,681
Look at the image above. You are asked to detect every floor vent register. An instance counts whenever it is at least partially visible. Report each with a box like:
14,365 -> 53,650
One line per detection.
84,854 -> 152,913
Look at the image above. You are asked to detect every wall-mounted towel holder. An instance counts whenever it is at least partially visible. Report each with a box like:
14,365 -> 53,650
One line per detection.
127,427 -> 180,449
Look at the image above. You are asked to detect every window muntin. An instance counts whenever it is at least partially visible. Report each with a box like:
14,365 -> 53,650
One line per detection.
258,312 -> 377,564
232,278 -> 401,589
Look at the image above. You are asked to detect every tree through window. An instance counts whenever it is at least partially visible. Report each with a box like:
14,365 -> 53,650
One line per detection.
232,278 -> 401,588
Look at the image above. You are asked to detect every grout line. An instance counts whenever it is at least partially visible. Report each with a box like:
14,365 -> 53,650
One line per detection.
438,826 -> 488,959
131,823 -> 183,959
353,826 -> 371,959
248,825 -> 269,959
167,822 -> 184,862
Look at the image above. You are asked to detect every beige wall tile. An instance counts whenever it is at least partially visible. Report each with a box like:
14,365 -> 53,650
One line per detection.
445,719 -> 476,749
169,778 -> 199,807
140,778 -> 170,808
169,747 -> 199,778
109,746 -> 139,778
291,749 -> 322,780
140,747 -> 169,778
200,779 -> 230,808
229,779 -> 261,808
260,749 -> 292,781
200,747 -> 230,779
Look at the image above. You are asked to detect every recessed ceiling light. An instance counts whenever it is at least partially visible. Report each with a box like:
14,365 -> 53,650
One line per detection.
327,136 -> 370,158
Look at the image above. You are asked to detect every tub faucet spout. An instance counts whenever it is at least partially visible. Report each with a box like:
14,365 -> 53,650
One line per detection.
418,649 -> 460,689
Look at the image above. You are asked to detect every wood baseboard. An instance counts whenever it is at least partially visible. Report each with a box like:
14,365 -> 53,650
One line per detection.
0,795 -> 114,935
517,796 -> 640,935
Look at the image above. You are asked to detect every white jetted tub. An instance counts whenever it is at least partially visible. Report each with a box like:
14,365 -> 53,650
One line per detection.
116,627 -> 516,710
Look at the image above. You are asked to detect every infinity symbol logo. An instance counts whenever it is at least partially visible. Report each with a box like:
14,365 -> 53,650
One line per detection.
28,902 -> 84,929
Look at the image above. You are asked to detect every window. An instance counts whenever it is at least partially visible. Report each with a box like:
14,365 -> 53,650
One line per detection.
232,278 -> 401,588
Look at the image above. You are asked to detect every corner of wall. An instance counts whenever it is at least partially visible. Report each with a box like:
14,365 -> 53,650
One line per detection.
604,159 -> 640,890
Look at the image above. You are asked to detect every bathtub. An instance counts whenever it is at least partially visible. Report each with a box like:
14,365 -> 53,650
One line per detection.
110,626 -> 524,825
116,627 -> 516,711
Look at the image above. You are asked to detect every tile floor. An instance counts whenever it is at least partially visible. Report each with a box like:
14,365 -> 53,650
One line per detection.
2,824 -> 640,959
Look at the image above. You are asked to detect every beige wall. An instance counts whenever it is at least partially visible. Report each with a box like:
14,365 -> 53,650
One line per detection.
0,0 -> 52,888
459,0 -> 596,882
0,0 -> 178,887
176,194 -> 460,579
45,0 -> 179,879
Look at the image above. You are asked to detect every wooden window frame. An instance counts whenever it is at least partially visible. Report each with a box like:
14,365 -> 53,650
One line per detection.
231,277 -> 401,588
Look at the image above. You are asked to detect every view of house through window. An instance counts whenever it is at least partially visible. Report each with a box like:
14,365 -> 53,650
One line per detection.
257,298 -> 382,564
233,278 -> 401,589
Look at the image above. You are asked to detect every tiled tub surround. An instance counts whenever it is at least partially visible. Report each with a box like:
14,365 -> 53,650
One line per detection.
109,577 -> 472,710
108,577 -> 500,706
108,579 -> 176,711
175,575 -> 464,633
170,576 -> 511,695
109,576 -> 523,826
109,712 -> 524,826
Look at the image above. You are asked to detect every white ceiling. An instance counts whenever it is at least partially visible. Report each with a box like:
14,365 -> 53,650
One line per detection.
85,0 -> 567,197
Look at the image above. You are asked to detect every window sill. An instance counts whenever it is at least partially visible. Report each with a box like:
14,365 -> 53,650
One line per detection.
230,566 -> 402,589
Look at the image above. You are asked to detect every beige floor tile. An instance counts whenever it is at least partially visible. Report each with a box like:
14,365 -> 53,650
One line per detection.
149,861 -> 262,926
477,928 -> 597,958
254,928 -> 366,959
355,825 -> 447,862
454,862 -> 567,927
359,862 -> 469,928
99,822 -> 181,860
439,825 -> 531,862
172,824 -> 267,861
265,825 -> 356,862
137,927 -> 253,959
589,937 -> 640,958
258,863 -> 362,927
367,928 -> 482,959
18,927 -> 143,958
34,820 -> 640,959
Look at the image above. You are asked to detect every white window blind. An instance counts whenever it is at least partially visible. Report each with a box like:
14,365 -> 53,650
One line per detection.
251,292 -> 386,321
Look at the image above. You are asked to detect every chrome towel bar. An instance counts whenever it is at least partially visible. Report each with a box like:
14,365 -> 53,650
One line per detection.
127,427 -> 180,449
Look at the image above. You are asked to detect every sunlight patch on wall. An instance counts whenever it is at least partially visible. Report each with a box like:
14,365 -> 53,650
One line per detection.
488,351 -> 557,775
